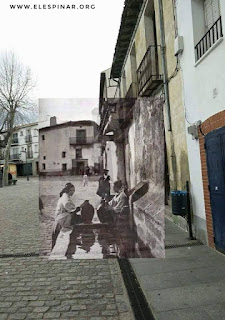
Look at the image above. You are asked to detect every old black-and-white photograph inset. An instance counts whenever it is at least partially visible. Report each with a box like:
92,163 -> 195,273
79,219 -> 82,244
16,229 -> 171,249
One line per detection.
39,98 -> 165,259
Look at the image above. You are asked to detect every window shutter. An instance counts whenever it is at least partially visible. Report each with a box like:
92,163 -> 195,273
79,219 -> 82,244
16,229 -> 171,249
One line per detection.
204,0 -> 214,30
212,0 -> 220,22
204,0 -> 220,30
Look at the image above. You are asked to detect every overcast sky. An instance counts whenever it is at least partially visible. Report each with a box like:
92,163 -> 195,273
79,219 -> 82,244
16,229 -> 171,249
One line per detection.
0,0 -> 124,121
39,98 -> 100,128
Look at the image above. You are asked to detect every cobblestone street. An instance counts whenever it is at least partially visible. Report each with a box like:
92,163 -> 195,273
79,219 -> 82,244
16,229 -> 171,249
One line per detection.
0,178 -> 39,256
0,178 -> 134,320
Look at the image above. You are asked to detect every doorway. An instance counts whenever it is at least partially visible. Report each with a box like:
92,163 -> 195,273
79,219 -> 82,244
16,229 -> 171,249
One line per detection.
205,126 -> 225,253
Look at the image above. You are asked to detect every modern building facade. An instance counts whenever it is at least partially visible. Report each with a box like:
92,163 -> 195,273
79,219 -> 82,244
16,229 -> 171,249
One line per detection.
0,122 -> 39,177
39,117 -> 102,176
175,0 -> 225,249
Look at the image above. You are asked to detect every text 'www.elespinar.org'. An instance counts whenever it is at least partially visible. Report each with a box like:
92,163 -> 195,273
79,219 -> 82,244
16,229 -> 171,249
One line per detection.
9,4 -> 96,10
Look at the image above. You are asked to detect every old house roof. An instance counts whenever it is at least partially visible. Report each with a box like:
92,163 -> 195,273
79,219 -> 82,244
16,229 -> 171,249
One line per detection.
40,120 -> 99,131
110,0 -> 144,79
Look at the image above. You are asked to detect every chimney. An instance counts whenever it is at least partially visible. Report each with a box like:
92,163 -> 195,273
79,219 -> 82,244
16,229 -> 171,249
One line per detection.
50,116 -> 57,126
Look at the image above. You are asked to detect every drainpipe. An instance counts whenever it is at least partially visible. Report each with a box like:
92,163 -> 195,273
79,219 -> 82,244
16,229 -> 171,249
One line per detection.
158,0 -> 172,131
158,0 -> 177,190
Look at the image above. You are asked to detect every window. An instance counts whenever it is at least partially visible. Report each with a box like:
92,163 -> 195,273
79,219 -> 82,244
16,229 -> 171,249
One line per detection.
20,131 -> 23,136
35,145 -> 38,153
76,129 -> 86,143
62,152 -> 66,158
12,133 -> 18,143
43,156 -> 46,160
21,147 -> 24,151
42,163 -> 46,170
42,135 -> 45,140
13,148 -> 19,155
62,163 -> 67,171
33,129 -> 38,137
76,148 -> 82,159
204,0 -> 220,30
193,0 -> 223,61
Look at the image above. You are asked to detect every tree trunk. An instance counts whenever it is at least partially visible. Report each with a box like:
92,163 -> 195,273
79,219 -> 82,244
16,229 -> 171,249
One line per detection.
3,134 -> 12,186
3,111 -> 15,186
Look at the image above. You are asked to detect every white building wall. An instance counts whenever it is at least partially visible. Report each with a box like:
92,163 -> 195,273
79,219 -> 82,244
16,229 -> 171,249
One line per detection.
104,141 -> 118,183
128,122 -> 136,189
176,0 -> 225,242
40,124 -> 100,173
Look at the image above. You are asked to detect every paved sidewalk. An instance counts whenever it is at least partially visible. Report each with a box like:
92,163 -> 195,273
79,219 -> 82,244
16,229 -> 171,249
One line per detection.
0,177 -> 39,255
0,177 -> 134,320
130,218 -> 225,320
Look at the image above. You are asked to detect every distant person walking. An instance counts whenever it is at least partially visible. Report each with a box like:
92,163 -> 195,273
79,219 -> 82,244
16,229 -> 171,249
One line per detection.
97,169 -> 111,200
39,197 -> 44,215
8,172 -> 12,185
85,165 -> 90,176
83,173 -> 88,187
0,169 -> 3,187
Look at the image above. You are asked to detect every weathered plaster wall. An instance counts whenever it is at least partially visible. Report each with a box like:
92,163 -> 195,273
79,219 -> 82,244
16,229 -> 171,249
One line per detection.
153,0 -> 190,234
155,0 -> 190,191
122,0 -> 155,97
131,97 -> 165,258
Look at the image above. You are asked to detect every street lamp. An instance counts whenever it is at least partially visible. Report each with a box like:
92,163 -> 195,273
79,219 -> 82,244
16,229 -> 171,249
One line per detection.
20,148 -> 29,181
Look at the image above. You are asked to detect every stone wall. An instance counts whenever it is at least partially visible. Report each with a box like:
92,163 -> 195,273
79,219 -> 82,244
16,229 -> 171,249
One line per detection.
131,97 -> 165,258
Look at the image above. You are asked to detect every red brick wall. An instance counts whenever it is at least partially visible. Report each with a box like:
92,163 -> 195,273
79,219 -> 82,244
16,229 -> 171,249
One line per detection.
198,110 -> 225,248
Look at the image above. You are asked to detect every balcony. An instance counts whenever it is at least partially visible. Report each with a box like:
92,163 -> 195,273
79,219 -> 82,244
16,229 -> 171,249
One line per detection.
118,98 -> 136,129
27,151 -> 33,159
125,82 -> 138,98
25,135 -> 32,143
10,154 -> 20,160
11,138 -> 18,145
137,45 -> 163,96
195,17 -> 223,61
70,137 -> 95,145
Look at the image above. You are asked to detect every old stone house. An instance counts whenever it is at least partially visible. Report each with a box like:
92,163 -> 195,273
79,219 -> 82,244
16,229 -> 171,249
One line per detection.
39,117 -> 102,176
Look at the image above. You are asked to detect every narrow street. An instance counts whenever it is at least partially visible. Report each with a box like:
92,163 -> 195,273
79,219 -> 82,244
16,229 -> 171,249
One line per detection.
0,178 -> 134,320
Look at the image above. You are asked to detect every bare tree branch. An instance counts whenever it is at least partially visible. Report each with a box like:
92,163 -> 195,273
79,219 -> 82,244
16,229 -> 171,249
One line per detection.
0,51 -> 37,185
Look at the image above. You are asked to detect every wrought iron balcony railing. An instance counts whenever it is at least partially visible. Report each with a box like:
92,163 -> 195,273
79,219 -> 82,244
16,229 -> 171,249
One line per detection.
10,154 -> 20,160
137,45 -> 163,96
70,137 -> 95,145
118,98 -> 136,129
25,135 -> 32,143
195,16 -> 223,61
